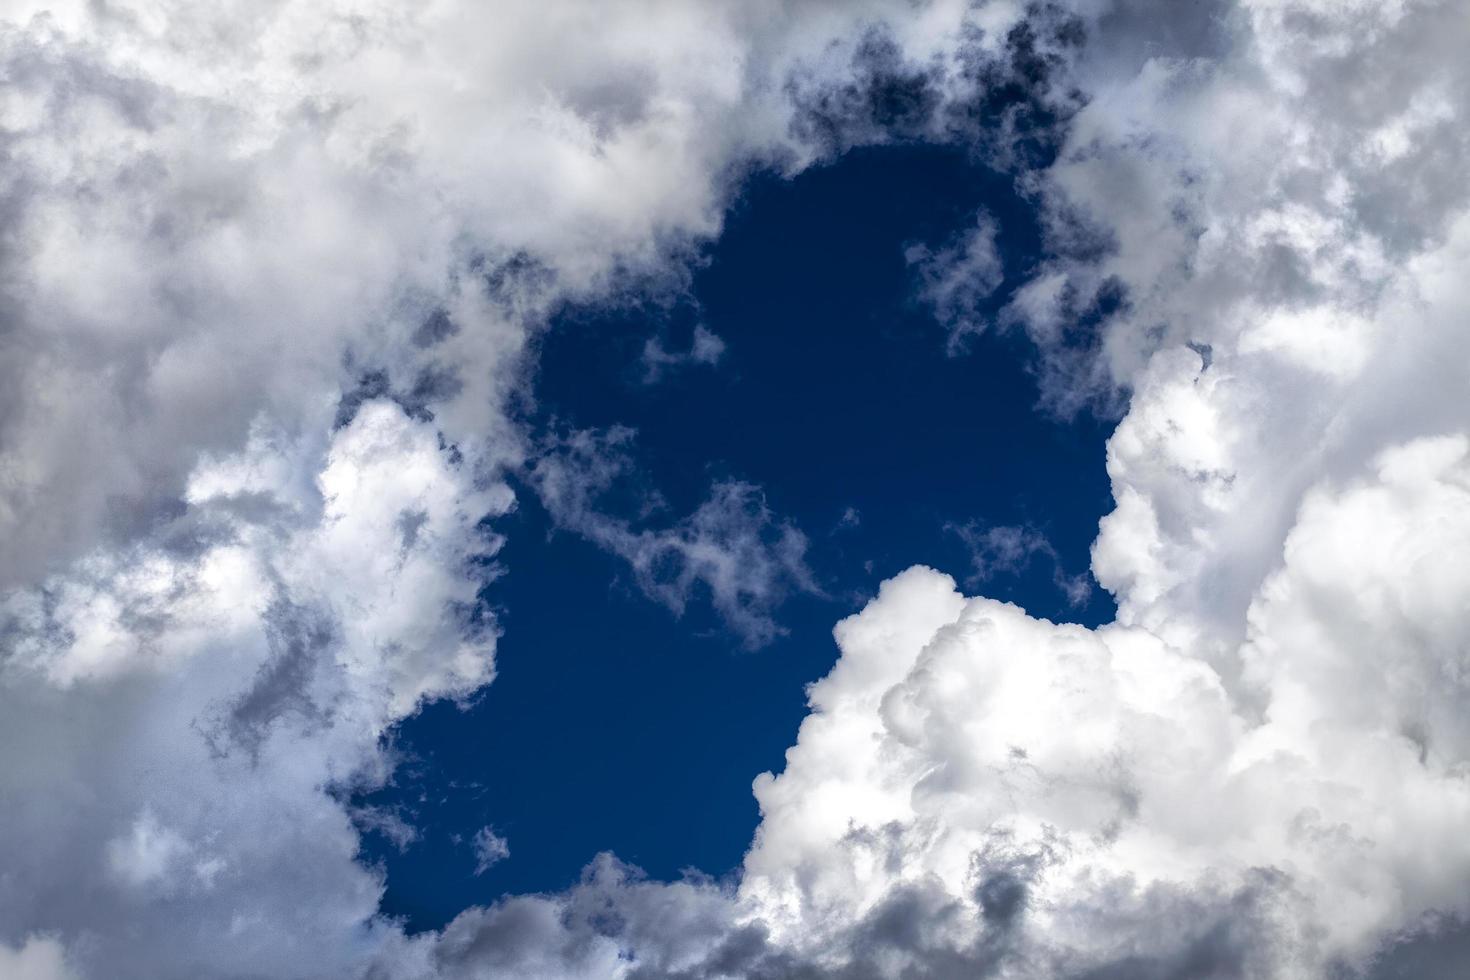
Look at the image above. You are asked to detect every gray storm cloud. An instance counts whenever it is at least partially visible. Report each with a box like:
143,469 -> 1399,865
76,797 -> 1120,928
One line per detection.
2,1 -> 1468,978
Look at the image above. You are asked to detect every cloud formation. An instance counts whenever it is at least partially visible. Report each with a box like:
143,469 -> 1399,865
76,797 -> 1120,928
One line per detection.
3,0 -> 1469,978
528,425 -> 820,647
946,520 -> 1093,606
641,325 -> 728,383
907,213 -> 1005,354
472,827 -> 512,876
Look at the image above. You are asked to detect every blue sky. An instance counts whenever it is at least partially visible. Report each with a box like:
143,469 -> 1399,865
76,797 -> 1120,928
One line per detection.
359,143 -> 1115,928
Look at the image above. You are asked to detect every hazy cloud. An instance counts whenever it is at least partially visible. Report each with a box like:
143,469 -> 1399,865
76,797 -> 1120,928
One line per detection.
907,213 -> 1005,354
529,426 -> 819,648
641,325 -> 728,383
472,827 -> 511,876
947,520 -> 1093,606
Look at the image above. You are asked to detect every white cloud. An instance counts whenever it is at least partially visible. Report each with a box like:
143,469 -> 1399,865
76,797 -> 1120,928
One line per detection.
472,827 -> 511,876
0,400 -> 502,977
0,937 -> 77,980
105,810 -> 194,892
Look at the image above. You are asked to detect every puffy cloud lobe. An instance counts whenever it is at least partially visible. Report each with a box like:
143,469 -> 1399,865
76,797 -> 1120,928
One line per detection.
739,569 -> 1281,974
0,937 -> 76,980
733,544 -> 1466,974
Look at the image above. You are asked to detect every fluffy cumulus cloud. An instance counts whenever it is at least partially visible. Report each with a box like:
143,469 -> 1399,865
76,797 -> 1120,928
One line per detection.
0,400 -> 504,977
3,0 -> 1469,978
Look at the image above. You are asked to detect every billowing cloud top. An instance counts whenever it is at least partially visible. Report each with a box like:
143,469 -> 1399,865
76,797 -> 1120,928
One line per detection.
2,0 -> 1468,978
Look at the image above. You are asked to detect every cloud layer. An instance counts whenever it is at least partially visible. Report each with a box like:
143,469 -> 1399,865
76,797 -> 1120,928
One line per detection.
3,0 -> 1469,978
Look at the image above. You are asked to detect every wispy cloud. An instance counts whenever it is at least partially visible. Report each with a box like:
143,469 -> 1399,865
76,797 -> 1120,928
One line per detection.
906,212 -> 1004,355
640,325 -> 727,383
472,827 -> 511,875
528,426 -> 820,648
946,520 -> 1092,606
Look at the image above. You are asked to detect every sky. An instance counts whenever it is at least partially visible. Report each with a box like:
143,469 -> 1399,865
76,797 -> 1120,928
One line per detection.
357,143 -> 1115,928
1,2 -> 1469,979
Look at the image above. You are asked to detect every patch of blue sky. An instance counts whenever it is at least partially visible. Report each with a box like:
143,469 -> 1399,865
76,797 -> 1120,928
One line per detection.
357,143 -> 1115,931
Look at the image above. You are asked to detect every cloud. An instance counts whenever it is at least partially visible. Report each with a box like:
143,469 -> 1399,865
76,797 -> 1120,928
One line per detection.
5,0 -> 1470,977
907,213 -> 1005,354
641,325 -> 728,383
947,520 -> 1093,606
0,399 -> 505,978
472,827 -> 511,876
351,805 -> 422,854
529,426 -> 820,648
0,937 -> 76,980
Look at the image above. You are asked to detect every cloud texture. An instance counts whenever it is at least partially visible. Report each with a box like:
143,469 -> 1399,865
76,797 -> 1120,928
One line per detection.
2,0 -> 1469,977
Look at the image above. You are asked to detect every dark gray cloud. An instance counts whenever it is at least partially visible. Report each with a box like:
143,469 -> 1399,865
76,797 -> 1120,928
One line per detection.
214,598 -> 336,759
